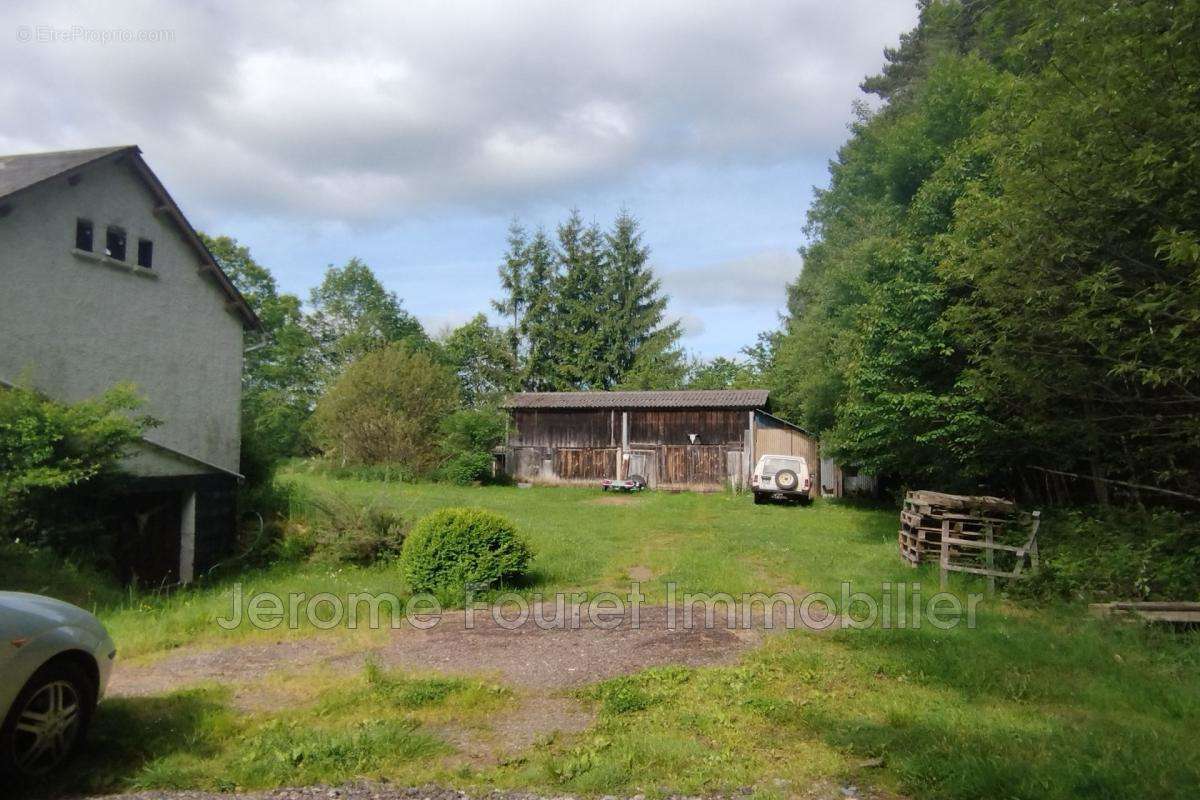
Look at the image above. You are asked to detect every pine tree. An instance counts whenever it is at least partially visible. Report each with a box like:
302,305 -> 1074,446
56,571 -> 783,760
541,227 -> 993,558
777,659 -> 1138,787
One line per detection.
603,210 -> 683,386
521,228 -> 560,390
491,220 -> 528,360
553,210 -> 610,389
490,209 -> 682,391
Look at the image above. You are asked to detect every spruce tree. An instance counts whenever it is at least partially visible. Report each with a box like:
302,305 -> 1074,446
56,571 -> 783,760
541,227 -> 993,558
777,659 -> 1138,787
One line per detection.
491,209 -> 682,391
553,210 -> 610,389
491,220 -> 529,359
603,210 -> 683,386
521,228 -> 561,390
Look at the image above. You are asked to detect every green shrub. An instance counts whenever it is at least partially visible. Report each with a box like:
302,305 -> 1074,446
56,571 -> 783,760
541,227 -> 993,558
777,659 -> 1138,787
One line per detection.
0,382 -> 153,560
436,451 -> 493,485
436,407 -> 506,485
1016,507 -> 1200,601
400,507 -> 531,593
0,539 -> 123,608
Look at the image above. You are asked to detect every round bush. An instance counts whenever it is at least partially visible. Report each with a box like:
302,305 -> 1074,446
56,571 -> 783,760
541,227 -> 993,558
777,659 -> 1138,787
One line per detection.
400,507 -> 531,593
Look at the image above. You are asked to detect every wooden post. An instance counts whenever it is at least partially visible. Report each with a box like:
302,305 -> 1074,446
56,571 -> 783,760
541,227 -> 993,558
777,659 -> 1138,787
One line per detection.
940,535 -> 949,592
179,489 -> 196,584
939,518 -> 950,590
1029,511 -> 1041,574
985,524 -> 995,595
618,410 -> 629,480
747,410 -> 757,480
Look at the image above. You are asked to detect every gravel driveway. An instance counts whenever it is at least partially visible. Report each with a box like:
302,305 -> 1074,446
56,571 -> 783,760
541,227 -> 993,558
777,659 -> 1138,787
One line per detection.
107,604 -> 777,701
80,780 -> 896,800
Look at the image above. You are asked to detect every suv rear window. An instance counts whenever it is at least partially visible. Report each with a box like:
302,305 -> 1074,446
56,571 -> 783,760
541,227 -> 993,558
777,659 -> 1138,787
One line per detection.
762,457 -> 805,476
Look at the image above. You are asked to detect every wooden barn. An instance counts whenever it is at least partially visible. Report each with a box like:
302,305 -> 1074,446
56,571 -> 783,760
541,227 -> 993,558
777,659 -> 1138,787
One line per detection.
498,390 -> 821,494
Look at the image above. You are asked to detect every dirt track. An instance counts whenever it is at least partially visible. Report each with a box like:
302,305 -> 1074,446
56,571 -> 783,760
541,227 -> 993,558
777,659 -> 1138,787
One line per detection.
82,779 -> 899,800
107,604 -> 776,699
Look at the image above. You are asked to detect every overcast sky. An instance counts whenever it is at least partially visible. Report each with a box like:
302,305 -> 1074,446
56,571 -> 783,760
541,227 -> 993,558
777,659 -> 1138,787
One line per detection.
3,1 -> 918,357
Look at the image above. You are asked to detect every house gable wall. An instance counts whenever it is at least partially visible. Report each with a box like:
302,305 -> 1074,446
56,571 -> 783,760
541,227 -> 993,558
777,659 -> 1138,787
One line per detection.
0,154 -> 244,475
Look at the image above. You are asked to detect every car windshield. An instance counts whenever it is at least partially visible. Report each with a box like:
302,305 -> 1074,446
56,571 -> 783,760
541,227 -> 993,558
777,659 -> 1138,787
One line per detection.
761,457 -> 803,477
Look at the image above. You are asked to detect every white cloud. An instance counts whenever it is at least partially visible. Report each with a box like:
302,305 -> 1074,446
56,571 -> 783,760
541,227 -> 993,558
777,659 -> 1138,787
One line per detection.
661,249 -> 802,309
677,312 -> 707,338
1,1 -> 917,223
420,310 -> 478,338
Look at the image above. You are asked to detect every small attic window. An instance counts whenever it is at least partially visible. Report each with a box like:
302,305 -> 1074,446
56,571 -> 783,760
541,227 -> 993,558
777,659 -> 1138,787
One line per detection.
105,226 -> 126,261
75,219 -> 93,251
137,238 -> 153,269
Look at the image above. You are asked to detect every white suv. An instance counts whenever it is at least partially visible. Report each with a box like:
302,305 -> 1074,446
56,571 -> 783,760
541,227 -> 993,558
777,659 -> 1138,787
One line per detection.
751,454 -> 813,505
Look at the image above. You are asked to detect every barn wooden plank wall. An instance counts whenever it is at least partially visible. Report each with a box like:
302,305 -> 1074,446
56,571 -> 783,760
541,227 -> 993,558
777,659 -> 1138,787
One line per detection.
629,409 -> 746,446
553,447 -> 618,480
503,403 -> 824,494
512,409 -> 618,448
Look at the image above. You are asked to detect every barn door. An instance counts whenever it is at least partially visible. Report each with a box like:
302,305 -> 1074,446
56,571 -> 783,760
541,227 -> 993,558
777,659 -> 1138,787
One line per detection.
660,445 -> 727,488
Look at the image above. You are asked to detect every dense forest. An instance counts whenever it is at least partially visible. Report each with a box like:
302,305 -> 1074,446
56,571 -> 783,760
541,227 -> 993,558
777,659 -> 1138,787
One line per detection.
758,0 -> 1200,501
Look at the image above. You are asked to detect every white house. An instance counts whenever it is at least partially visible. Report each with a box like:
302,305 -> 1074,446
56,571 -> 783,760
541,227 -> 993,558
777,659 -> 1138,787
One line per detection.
0,146 -> 261,584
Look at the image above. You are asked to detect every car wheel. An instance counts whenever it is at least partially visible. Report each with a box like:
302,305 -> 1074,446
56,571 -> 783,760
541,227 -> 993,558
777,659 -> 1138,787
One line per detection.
628,474 -> 646,488
0,659 -> 96,778
753,492 -> 766,504
774,469 -> 798,491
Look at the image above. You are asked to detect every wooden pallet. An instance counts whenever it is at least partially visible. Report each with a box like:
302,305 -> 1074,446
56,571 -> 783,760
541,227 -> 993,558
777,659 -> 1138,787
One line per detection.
1089,602 -> 1200,624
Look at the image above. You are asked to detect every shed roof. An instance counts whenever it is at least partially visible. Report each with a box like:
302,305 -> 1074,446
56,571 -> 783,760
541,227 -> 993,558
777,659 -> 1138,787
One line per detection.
0,145 -> 261,331
504,389 -> 770,410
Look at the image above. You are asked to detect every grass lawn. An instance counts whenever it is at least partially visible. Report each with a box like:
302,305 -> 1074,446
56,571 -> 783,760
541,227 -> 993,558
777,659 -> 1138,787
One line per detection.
7,470 -> 1200,799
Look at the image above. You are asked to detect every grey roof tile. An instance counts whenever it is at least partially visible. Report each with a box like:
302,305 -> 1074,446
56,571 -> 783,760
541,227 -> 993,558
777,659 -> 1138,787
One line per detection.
504,389 -> 769,409
0,146 -> 133,200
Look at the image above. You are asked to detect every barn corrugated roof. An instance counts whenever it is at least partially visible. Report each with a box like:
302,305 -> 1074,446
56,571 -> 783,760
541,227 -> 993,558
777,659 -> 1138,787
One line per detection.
504,389 -> 770,410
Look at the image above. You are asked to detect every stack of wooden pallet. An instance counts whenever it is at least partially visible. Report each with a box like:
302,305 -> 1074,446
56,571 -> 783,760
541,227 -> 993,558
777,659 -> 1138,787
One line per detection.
898,491 -> 1016,567
899,490 -> 1040,591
